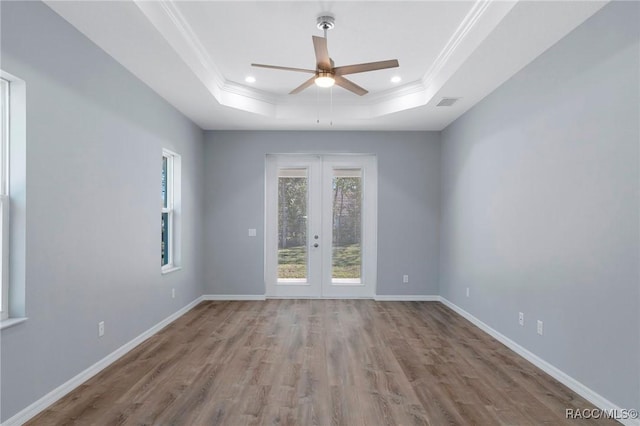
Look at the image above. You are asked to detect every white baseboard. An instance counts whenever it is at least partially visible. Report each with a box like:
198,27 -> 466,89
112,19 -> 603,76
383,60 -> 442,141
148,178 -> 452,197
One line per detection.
202,294 -> 266,301
203,294 -> 440,302
439,298 -> 639,426
1,296 -> 204,426
374,295 -> 441,301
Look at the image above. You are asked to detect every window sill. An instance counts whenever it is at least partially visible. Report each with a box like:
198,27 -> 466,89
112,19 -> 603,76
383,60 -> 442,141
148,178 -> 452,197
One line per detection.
0,317 -> 28,330
161,266 -> 182,275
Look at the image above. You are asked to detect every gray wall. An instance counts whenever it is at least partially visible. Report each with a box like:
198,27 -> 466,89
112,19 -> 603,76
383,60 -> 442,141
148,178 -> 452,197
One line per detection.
1,0 -> 637,421
440,1 -> 639,411
203,131 -> 440,297
0,2 -> 204,421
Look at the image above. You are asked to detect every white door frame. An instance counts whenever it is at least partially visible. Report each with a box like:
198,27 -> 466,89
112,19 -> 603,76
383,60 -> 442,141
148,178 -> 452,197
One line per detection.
320,155 -> 377,298
265,154 -> 377,298
265,155 -> 322,298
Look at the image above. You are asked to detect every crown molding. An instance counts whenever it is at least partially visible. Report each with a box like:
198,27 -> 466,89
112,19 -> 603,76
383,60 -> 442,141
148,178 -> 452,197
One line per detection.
134,0 -> 277,117
156,0 -> 225,93
135,0 -> 515,120
422,0 -> 493,90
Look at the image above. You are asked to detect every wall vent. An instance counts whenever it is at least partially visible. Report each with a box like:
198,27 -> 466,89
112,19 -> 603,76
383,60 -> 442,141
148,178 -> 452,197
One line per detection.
436,97 -> 459,107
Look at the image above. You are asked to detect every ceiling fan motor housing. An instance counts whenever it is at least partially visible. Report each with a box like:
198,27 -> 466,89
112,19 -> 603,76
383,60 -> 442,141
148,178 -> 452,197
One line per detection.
316,15 -> 335,31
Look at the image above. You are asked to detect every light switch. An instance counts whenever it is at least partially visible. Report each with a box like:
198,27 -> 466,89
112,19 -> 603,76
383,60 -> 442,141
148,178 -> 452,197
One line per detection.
248,228 -> 257,237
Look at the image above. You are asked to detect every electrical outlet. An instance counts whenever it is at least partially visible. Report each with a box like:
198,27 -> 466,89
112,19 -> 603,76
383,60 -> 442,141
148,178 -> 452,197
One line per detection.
98,321 -> 105,337
537,320 -> 543,335
518,312 -> 524,326
248,228 -> 257,237
171,288 -> 176,299
466,287 -> 470,297
403,275 -> 409,283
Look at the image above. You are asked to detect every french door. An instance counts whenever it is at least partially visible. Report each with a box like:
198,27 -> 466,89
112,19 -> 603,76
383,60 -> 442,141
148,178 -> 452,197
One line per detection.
265,154 -> 377,298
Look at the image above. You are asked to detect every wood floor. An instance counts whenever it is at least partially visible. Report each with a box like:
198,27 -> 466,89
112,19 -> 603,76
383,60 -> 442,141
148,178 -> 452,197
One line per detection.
29,300 -> 616,425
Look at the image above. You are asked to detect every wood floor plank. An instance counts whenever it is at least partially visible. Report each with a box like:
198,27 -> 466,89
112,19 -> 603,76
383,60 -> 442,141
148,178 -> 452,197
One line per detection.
27,301 -> 618,426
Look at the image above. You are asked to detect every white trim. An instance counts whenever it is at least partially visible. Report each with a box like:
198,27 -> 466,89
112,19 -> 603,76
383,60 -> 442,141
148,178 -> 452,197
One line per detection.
0,296 -> 204,426
374,295 -> 441,302
161,149 -> 175,270
330,278 -> 363,286
0,78 -> 8,196
0,316 -> 27,330
133,0 -> 276,117
277,278 -> 309,285
321,155 -> 377,299
0,195 -> 9,320
131,0 -> 515,120
439,297 -> 639,426
0,77 -> 9,321
160,266 -> 182,275
265,154 -> 378,299
421,0 -> 493,89
265,155 -> 323,299
0,70 -> 26,320
202,294 -> 266,301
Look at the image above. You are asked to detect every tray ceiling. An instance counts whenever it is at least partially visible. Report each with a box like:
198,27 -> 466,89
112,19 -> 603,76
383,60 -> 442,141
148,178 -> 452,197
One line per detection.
44,1 -> 607,130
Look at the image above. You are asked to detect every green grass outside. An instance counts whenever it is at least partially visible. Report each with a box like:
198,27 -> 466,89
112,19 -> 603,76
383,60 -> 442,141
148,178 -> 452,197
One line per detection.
278,244 -> 361,279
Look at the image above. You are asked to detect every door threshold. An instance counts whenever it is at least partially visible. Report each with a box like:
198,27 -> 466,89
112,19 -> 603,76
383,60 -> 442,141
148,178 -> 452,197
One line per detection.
265,296 -> 374,300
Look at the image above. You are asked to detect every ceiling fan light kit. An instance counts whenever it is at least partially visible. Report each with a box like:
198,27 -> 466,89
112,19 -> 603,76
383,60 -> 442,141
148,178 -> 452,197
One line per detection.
251,14 -> 399,97
315,71 -> 335,88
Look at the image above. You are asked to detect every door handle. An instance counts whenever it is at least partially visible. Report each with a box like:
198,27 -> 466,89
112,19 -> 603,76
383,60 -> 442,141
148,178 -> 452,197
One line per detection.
313,243 -> 319,248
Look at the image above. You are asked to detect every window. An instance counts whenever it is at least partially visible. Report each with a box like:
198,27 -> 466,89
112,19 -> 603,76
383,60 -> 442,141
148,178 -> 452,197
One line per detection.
161,149 -> 180,273
0,78 -> 8,319
0,70 -> 26,327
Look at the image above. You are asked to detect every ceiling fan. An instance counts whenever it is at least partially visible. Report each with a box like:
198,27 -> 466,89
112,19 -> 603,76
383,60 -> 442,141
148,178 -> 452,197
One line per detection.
251,16 -> 399,96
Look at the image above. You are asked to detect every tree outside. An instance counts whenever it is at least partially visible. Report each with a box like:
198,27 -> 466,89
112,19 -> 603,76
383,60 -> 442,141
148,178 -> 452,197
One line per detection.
278,176 -> 307,278
277,174 -> 362,279
331,176 -> 362,279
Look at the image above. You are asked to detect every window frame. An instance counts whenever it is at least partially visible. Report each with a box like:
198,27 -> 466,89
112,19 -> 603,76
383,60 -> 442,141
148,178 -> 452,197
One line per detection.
1,77 -> 10,320
0,70 -> 27,328
161,148 -> 180,273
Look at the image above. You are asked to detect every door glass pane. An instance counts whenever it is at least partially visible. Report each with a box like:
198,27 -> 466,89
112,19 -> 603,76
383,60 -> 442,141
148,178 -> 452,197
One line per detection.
332,169 -> 362,282
278,168 -> 308,280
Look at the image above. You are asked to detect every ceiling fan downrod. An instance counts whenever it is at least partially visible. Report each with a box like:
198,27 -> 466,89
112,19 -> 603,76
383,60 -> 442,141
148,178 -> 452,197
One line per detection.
316,15 -> 335,39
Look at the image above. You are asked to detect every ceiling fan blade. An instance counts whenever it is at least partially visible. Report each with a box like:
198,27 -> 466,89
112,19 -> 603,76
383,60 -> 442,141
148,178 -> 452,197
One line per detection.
334,59 -> 399,76
251,63 -> 316,74
334,76 -> 368,96
289,76 -> 317,94
312,36 -> 331,70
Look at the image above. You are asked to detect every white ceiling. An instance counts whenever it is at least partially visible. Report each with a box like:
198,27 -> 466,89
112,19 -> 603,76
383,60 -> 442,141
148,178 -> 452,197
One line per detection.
45,1 -> 607,131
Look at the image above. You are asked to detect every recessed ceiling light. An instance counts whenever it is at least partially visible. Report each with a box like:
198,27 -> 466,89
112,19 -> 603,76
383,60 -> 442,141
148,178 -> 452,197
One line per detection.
391,76 -> 402,84
245,76 -> 256,83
